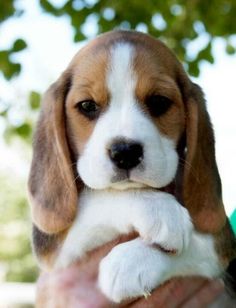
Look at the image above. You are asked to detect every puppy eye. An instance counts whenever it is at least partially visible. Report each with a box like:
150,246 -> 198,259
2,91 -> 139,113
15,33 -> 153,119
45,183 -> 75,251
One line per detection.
146,95 -> 173,117
76,100 -> 100,120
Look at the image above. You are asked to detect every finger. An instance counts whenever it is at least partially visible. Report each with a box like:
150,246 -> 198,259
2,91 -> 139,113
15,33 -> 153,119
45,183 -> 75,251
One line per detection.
36,270 -> 111,308
181,279 -> 225,308
128,277 -> 209,308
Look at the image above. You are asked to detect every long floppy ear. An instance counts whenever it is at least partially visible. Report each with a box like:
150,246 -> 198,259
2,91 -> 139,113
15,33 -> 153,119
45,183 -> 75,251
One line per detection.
28,70 -> 78,234
182,83 -> 226,233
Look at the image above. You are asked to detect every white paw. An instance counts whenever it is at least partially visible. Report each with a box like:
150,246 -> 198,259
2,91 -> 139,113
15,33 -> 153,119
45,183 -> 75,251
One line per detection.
98,238 -> 168,303
137,193 -> 193,254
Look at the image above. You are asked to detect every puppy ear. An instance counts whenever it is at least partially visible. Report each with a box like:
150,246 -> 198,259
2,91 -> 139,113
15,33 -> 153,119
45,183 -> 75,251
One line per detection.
182,83 -> 226,233
28,71 -> 78,234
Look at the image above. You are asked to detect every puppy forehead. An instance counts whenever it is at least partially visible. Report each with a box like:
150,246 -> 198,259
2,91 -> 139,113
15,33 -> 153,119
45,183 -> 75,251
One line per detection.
68,31 -> 180,87
69,44 -> 109,87
107,43 -> 136,100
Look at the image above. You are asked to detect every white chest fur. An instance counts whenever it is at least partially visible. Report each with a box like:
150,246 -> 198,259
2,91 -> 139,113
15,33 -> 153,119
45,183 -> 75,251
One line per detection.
55,189 -> 222,303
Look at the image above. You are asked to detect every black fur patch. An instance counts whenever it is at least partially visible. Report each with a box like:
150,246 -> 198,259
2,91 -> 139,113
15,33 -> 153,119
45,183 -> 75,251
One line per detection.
32,224 -> 60,256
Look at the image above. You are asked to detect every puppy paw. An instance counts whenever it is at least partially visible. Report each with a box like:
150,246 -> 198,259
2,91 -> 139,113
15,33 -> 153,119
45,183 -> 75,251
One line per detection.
98,238 -> 165,303
136,193 -> 193,254
152,205 -> 192,254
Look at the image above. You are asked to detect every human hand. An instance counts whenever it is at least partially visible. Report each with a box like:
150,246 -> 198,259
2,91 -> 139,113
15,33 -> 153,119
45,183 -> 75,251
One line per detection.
36,234 -> 226,308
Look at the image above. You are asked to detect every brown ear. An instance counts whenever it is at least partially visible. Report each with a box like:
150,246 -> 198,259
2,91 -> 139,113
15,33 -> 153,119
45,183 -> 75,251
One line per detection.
28,71 -> 78,234
182,83 -> 226,233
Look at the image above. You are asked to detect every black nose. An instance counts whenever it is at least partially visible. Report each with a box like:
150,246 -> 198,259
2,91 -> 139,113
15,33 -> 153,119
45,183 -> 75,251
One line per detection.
108,141 -> 143,170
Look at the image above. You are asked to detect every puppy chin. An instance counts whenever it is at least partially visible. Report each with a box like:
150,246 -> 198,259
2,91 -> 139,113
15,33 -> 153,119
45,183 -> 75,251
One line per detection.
109,180 -> 148,190
128,170 -> 176,190
81,177 -> 149,191
79,171 -> 175,191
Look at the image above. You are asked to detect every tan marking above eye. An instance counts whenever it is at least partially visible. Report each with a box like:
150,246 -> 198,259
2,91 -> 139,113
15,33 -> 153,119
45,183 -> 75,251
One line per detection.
135,77 -> 182,105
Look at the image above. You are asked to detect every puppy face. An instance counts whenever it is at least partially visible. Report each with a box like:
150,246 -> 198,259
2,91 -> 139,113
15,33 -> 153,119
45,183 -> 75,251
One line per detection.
66,35 -> 185,190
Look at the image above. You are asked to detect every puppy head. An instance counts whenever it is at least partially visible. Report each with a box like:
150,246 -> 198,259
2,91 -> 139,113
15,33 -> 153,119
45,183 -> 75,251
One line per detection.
28,30 -> 226,235
71,39 -> 185,191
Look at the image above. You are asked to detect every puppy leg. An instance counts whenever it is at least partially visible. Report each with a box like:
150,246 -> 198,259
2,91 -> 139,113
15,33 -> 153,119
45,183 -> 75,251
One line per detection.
55,190 -> 192,268
132,192 -> 193,253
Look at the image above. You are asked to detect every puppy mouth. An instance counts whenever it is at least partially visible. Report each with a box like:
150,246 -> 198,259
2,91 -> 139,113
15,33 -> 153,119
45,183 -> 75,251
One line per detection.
110,170 -> 129,183
110,171 -> 151,190
110,179 -> 149,190
109,168 -> 173,191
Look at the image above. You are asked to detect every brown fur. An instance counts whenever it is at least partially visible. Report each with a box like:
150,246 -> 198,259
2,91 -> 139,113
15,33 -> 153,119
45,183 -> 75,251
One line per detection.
28,71 -> 78,234
181,84 -> 226,233
28,30 -> 234,269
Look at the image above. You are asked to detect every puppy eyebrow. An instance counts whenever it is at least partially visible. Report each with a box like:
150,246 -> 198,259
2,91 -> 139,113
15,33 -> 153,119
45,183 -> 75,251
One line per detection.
136,77 -> 181,102
74,76 -> 106,93
73,77 -> 92,88
148,76 -> 180,90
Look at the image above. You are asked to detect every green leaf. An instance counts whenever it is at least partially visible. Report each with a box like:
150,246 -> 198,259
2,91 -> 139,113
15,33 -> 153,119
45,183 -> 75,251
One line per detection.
188,60 -> 200,77
40,0 -> 64,16
0,49 -> 22,79
0,108 -> 9,117
4,122 -> 33,141
1,62 -> 21,80
29,91 -> 41,110
197,42 -> 213,62
12,39 -> 27,52
226,43 -> 236,55
74,31 -> 87,42
0,0 -> 15,22
15,123 -> 32,139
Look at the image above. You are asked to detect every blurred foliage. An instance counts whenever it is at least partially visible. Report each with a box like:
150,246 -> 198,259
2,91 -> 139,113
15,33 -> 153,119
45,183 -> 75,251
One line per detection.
0,173 -> 38,282
0,0 -> 236,142
0,90 -> 40,144
0,38 -> 27,80
39,0 -> 236,76
0,1 -> 26,80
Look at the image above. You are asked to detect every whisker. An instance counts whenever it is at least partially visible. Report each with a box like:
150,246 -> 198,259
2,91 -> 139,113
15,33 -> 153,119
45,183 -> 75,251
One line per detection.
63,162 -> 82,200
179,158 -> 200,184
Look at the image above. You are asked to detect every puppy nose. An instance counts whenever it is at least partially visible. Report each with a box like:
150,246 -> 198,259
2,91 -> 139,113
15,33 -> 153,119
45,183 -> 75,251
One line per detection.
108,141 -> 143,170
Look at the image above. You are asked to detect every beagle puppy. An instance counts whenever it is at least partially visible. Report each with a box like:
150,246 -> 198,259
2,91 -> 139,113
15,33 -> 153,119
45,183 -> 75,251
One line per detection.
28,30 -> 236,303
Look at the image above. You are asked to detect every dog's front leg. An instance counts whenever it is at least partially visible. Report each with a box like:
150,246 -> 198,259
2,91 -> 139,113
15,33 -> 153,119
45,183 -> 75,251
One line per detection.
132,191 -> 193,253
98,233 -> 222,303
